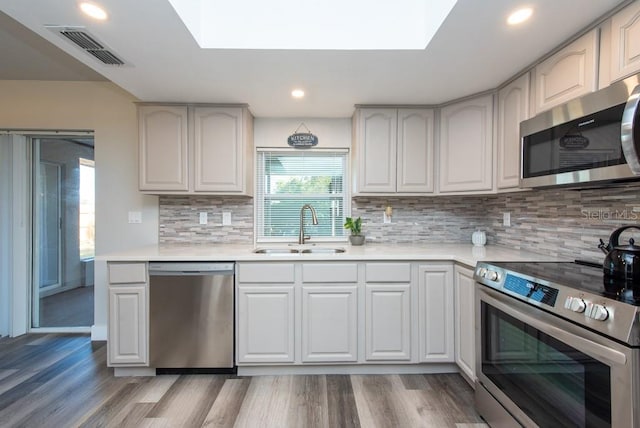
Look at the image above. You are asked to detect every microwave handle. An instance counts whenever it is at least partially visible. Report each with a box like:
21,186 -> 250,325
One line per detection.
621,83 -> 640,175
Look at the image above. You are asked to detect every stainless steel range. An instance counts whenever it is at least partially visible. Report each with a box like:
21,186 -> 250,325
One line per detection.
474,261 -> 640,428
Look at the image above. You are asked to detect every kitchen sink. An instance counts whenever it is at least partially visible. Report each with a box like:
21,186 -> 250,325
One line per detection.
253,248 -> 300,254
252,246 -> 346,254
300,247 -> 346,254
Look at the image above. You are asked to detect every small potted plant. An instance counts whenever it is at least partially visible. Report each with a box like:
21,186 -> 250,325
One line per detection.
344,216 -> 365,245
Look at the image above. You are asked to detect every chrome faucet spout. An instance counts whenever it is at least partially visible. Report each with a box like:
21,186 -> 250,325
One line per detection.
299,204 -> 319,244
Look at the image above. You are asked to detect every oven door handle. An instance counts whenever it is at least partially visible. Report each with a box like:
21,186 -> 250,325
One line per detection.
480,287 -> 627,366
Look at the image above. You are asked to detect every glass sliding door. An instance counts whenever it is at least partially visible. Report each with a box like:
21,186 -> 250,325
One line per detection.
32,136 -> 95,329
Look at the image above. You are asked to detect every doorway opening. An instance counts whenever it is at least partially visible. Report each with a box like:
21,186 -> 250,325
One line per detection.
32,136 -> 95,330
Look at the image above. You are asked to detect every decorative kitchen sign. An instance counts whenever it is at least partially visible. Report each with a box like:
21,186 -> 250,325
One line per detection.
288,123 -> 318,148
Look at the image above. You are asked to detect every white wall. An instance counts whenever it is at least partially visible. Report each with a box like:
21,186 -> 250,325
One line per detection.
0,80 -> 159,339
254,118 -> 351,149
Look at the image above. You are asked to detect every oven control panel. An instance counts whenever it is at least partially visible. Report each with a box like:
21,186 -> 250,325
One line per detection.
503,274 -> 559,307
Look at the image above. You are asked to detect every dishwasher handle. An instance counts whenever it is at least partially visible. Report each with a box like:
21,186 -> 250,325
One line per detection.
148,262 -> 235,275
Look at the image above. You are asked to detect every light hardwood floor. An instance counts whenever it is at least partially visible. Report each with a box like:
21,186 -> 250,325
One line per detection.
0,334 -> 487,427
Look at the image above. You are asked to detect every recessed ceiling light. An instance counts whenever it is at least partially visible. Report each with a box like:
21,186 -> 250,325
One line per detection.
79,2 -> 108,20
507,7 -> 533,26
291,89 -> 305,99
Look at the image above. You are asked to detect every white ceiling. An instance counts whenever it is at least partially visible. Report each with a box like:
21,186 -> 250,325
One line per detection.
0,0 -> 628,117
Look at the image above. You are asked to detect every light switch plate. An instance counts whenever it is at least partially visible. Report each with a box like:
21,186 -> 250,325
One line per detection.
199,212 -> 208,225
128,211 -> 142,224
222,212 -> 232,226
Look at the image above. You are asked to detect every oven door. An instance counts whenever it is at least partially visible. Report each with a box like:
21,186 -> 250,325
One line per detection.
476,285 -> 637,428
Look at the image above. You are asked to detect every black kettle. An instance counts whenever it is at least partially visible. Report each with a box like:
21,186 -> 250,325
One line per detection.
599,225 -> 640,282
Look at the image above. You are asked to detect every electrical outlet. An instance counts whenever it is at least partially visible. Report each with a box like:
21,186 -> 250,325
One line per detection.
503,212 -> 511,227
199,212 -> 208,225
222,212 -> 232,226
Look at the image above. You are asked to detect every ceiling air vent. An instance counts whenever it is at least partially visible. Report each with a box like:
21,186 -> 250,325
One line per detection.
46,26 -> 126,66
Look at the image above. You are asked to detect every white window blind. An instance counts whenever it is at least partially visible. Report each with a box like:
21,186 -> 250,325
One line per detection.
256,150 -> 348,242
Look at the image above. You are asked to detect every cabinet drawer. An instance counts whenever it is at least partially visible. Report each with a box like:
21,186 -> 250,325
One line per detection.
237,263 -> 295,283
302,263 -> 358,283
108,263 -> 147,284
366,263 -> 411,282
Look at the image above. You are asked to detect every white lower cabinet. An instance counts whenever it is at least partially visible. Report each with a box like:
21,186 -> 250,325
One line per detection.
109,287 -> 148,365
365,283 -> 412,361
418,264 -> 454,362
301,285 -> 358,362
107,263 -> 148,366
454,264 -> 476,383
237,285 -> 295,363
235,261 -> 457,368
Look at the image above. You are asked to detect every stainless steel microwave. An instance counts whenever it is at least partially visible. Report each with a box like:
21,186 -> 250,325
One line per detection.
520,72 -> 640,188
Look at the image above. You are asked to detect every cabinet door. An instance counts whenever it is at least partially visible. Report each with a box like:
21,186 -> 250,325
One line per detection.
237,286 -> 295,363
108,286 -> 148,365
138,105 -> 189,191
397,109 -> 435,193
356,108 -> 398,193
497,73 -> 530,190
365,283 -> 411,361
454,265 -> 476,383
418,264 -> 454,363
534,30 -> 598,114
301,286 -> 357,362
438,95 -> 493,193
610,1 -> 640,82
193,107 -> 244,193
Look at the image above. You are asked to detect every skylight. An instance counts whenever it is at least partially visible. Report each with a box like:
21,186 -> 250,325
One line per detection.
167,0 -> 457,50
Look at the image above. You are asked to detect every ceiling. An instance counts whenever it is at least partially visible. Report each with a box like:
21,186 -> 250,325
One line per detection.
0,0 -> 628,117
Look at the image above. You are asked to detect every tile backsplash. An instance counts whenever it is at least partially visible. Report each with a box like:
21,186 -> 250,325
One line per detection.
159,196 -> 253,244
158,185 -> 640,263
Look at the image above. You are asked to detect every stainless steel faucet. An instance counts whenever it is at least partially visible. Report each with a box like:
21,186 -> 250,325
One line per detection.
298,204 -> 319,244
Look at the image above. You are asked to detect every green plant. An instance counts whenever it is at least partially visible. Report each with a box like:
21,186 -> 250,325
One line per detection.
343,217 -> 362,236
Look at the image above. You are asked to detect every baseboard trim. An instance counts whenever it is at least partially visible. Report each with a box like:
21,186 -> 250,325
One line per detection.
113,367 -> 156,377
237,363 -> 459,376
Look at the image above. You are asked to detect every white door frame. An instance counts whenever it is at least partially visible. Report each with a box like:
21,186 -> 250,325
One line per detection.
0,134 -> 30,337
29,134 -> 92,334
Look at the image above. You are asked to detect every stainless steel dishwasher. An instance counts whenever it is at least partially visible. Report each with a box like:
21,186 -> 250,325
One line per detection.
148,262 -> 234,370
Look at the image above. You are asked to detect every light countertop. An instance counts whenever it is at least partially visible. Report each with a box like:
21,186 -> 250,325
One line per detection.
98,243 -> 565,267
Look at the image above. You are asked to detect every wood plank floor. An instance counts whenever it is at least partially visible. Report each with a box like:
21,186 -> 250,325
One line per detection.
0,334 -> 487,428
40,286 -> 94,327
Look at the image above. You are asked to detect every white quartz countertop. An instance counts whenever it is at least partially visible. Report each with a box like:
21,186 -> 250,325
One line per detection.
98,243 -> 565,268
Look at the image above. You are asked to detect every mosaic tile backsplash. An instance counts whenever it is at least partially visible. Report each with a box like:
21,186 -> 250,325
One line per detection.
159,196 -> 254,244
158,185 -> 640,263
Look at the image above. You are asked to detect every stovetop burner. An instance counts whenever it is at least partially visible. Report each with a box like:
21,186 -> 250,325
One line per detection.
488,261 -> 640,306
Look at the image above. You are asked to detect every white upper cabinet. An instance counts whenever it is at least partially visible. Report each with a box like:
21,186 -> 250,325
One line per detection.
497,73 -> 530,190
193,106 -> 251,193
438,94 -> 494,193
138,105 -> 189,192
138,104 -> 253,195
353,107 -> 434,195
609,0 -> 640,83
397,109 -> 435,192
533,30 -> 599,114
354,108 -> 397,193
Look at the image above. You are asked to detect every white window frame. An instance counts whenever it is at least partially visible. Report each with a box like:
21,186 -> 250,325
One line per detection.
255,148 -> 351,244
